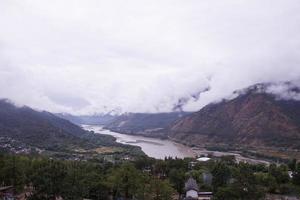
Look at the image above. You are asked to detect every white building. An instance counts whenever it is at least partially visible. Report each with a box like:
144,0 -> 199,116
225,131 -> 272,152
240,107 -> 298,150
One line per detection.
184,177 -> 213,200
184,177 -> 199,200
197,157 -> 211,162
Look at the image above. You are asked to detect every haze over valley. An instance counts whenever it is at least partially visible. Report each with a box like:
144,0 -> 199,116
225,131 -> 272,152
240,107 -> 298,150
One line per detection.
1,1 -> 300,199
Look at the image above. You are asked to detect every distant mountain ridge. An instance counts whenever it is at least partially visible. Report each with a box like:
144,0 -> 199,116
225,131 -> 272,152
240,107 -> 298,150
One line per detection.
168,82 -> 300,149
56,113 -> 117,125
0,99 -> 122,153
104,112 -> 191,138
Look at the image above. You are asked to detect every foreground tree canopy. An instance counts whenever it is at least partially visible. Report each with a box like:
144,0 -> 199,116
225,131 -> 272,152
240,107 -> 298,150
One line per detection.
0,154 -> 300,200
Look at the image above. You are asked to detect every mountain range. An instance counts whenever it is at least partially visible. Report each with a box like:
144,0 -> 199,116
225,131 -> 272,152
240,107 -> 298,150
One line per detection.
100,82 -> 300,150
0,99 -> 141,157
169,83 -> 300,149
104,112 -> 190,138
55,113 -> 117,125
1,81 -> 300,158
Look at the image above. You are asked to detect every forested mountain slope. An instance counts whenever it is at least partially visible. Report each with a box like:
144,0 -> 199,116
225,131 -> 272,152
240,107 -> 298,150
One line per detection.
0,99 -> 141,155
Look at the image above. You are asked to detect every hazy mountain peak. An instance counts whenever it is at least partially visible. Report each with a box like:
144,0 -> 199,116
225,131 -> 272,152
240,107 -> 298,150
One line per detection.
169,82 -> 300,149
232,81 -> 300,101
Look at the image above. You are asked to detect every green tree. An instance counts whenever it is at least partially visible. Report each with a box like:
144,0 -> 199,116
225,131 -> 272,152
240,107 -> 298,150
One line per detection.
214,186 -> 239,200
292,163 -> 300,186
288,159 -> 297,171
168,168 -> 185,195
106,163 -> 142,200
28,159 -> 67,199
211,162 -> 231,190
255,172 -> 277,193
230,163 -> 264,199
149,178 -> 174,200
0,155 -> 27,192
269,164 -> 289,184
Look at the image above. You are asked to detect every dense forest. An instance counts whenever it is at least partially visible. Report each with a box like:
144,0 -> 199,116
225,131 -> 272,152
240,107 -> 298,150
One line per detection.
1,154 -> 300,200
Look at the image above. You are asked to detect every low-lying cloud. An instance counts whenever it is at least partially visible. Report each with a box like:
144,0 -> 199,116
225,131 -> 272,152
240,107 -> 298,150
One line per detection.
0,0 -> 300,114
266,81 -> 300,101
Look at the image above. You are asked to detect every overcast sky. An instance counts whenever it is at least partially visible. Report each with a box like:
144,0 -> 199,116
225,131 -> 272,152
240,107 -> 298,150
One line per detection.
0,0 -> 300,114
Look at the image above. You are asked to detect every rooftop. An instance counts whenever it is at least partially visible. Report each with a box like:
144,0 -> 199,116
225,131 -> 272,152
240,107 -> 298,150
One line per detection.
197,157 -> 211,162
185,177 -> 199,192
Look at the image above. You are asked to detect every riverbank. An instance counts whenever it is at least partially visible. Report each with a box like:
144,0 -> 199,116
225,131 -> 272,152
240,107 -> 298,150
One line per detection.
103,127 -> 169,139
103,126 -> 277,164
84,125 -> 195,159
84,125 -> 274,165
108,127 -> 298,164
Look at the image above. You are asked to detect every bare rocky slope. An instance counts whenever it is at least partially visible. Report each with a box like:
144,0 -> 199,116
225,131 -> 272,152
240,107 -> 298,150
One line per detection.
168,83 -> 300,149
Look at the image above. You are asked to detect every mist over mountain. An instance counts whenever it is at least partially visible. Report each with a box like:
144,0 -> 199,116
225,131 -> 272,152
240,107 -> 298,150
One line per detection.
104,112 -> 190,138
2,1 -> 300,199
56,113 -> 117,126
1,1 -> 300,114
169,82 -> 300,149
0,99 -> 136,154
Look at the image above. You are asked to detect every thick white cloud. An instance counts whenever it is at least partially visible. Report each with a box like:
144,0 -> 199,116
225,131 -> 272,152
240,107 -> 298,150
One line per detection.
0,0 -> 300,114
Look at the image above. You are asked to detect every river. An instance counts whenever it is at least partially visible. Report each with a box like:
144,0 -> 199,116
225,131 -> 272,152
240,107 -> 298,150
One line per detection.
83,125 -> 270,165
83,125 -> 195,159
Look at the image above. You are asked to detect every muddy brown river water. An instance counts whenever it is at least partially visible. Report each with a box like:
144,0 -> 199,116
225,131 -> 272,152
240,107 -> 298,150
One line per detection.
83,125 -> 195,159
83,125 -> 270,165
